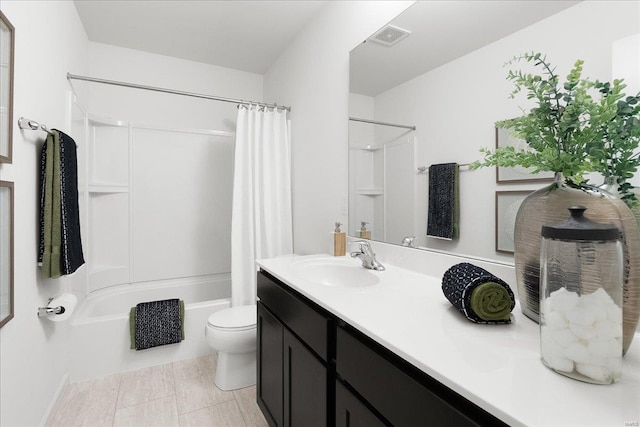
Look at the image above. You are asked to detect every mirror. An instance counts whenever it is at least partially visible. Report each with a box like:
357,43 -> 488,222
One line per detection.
0,11 -> 14,163
0,181 -> 13,327
349,0 -> 639,262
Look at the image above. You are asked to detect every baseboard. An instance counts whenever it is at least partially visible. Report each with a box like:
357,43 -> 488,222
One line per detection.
38,372 -> 69,427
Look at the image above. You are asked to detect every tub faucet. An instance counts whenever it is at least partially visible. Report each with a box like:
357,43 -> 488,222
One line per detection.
350,241 -> 385,271
401,236 -> 416,248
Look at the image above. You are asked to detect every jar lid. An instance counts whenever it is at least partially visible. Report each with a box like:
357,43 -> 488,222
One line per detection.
541,206 -> 619,241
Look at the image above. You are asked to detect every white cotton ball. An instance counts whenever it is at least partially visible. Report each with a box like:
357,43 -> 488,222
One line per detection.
606,303 -> 623,323
543,310 -> 568,330
541,298 -> 554,314
579,302 -> 608,323
549,288 -> 580,312
542,329 -> 573,372
541,326 -> 564,356
576,362 -> 612,383
588,338 -> 620,359
607,357 -> 623,377
594,319 -> 622,340
565,307 -> 596,326
550,328 -> 578,348
569,322 -> 596,340
543,354 -> 574,373
565,342 -> 591,364
589,288 -> 615,306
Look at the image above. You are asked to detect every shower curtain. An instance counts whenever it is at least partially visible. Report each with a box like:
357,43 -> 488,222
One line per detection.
231,105 -> 293,307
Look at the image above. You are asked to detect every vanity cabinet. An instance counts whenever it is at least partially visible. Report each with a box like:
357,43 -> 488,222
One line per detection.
257,271 -> 330,427
336,324 -> 507,427
257,269 -> 507,427
335,381 -> 386,427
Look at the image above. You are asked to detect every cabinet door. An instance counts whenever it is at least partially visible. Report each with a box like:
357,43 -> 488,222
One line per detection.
336,381 -> 386,427
257,303 -> 283,427
283,328 -> 327,427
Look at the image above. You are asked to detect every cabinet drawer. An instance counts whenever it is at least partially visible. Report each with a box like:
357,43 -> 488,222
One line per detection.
336,326 -> 505,427
257,270 -> 329,361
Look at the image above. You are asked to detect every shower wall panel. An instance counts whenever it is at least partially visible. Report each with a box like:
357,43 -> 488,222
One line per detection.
130,128 -> 234,283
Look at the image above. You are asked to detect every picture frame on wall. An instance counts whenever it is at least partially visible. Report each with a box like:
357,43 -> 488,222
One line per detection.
495,127 -> 554,183
0,180 -> 14,328
495,190 -> 532,254
0,11 -> 14,164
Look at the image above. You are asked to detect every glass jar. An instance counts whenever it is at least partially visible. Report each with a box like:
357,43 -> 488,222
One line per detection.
540,206 -> 623,384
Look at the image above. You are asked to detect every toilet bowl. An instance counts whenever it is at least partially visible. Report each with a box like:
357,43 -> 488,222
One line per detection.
205,304 -> 257,391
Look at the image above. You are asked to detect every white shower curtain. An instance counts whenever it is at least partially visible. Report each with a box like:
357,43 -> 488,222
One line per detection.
231,105 -> 293,307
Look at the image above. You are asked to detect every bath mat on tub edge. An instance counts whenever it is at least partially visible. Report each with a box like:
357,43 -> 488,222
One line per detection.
129,299 -> 185,350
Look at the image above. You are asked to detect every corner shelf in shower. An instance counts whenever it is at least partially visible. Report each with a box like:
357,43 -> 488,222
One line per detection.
357,187 -> 384,196
88,184 -> 129,194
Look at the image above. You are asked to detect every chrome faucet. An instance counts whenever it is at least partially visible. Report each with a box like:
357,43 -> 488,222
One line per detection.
401,236 -> 416,248
350,240 -> 385,271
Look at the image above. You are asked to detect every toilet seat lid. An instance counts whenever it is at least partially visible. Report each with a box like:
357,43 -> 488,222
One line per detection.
207,304 -> 257,330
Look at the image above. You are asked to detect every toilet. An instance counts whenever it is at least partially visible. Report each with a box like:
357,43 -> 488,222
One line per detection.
205,304 -> 257,391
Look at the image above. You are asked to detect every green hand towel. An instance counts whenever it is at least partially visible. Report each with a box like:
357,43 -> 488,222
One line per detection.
50,131 -> 63,278
442,263 -> 515,324
470,282 -> 513,321
41,131 -> 63,278
41,133 -> 54,276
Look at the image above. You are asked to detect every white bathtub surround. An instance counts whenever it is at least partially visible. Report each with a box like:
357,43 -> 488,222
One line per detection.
231,106 -> 293,307
69,275 -> 231,382
257,252 -> 640,426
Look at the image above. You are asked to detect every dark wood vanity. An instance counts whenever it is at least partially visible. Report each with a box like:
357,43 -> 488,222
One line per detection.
256,269 -> 507,427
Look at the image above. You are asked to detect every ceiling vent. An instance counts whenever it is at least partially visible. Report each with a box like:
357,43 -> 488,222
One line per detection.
368,25 -> 411,47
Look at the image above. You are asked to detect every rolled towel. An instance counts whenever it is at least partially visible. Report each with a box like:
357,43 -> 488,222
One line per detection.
442,263 -> 515,324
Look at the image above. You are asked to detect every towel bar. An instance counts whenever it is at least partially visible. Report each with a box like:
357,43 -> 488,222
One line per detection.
417,163 -> 471,173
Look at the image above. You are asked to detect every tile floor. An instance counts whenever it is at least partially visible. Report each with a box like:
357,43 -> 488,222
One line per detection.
46,353 -> 268,427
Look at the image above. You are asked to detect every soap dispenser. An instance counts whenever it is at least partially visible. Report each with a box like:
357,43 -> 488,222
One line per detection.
358,221 -> 371,239
331,222 -> 346,256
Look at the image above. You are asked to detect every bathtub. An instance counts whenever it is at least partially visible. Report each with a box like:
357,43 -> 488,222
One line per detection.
69,274 -> 231,382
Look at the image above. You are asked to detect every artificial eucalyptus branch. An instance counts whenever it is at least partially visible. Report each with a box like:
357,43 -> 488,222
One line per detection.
471,53 -> 596,182
472,52 -> 640,206
586,79 -> 640,204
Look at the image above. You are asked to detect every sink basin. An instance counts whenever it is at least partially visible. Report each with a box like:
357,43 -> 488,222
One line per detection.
291,257 -> 380,287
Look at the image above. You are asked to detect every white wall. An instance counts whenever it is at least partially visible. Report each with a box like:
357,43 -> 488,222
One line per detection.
263,1 -> 415,255
82,42 -> 263,132
0,2 -> 89,426
372,0 -> 640,263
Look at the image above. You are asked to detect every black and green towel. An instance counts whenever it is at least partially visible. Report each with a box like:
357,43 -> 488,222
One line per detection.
427,163 -> 459,240
38,130 -> 85,278
442,263 -> 515,324
130,299 -> 185,350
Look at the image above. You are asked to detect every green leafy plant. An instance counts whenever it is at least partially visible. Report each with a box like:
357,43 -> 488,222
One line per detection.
586,80 -> 640,205
472,52 -> 640,205
471,52 -> 598,184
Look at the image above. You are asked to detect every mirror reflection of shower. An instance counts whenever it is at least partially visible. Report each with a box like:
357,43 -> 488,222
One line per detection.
348,114 -> 416,245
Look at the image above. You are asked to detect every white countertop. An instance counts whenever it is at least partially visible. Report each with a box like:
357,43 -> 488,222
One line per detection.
257,253 -> 640,427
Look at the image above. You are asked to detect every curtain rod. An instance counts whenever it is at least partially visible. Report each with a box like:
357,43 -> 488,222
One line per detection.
349,117 -> 416,131
66,73 -> 291,112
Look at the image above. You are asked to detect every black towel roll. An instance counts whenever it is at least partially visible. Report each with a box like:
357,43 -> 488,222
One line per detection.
442,263 -> 515,324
